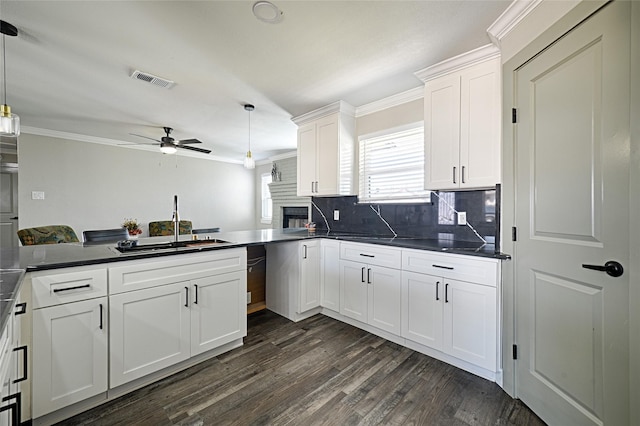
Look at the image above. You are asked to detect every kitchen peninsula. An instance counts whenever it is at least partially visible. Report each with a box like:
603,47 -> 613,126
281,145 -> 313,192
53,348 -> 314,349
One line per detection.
1,228 -> 508,425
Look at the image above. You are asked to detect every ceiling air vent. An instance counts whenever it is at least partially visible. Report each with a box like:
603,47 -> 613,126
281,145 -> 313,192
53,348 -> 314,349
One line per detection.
130,70 -> 174,89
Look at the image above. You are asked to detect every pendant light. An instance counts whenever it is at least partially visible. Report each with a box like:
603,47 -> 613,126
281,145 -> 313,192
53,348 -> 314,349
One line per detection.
243,104 -> 255,169
0,20 -> 19,137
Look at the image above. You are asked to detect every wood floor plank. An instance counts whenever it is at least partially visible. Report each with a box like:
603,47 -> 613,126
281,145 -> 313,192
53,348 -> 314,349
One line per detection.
57,310 -> 545,426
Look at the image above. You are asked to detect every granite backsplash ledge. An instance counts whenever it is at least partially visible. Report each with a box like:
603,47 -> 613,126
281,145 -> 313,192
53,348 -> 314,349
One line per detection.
311,187 -> 499,249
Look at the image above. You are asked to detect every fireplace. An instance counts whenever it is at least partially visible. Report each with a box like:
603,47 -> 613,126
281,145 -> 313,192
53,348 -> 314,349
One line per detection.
282,206 -> 309,228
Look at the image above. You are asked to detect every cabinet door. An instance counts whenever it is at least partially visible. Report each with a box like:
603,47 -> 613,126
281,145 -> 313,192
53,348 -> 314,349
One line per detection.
297,122 -> 317,196
367,265 -> 402,335
315,113 -> 340,195
460,58 -> 501,188
32,297 -> 108,418
320,240 -> 340,312
443,279 -> 497,371
401,271 -> 444,350
110,282 -> 190,388
424,73 -> 461,190
191,271 -> 246,356
339,260 -> 367,323
12,286 -> 30,425
299,241 -> 320,313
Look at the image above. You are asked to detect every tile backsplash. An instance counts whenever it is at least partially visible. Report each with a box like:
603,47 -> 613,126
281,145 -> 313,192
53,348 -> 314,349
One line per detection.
311,187 -> 499,248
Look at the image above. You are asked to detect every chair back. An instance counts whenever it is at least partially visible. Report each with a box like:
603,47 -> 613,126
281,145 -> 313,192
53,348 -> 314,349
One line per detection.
83,228 -> 129,244
17,225 -> 79,246
148,220 -> 192,237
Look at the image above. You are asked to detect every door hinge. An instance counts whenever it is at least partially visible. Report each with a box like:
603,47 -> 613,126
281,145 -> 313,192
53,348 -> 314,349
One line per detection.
512,108 -> 517,124
511,226 -> 517,242
512,344 -> 518,360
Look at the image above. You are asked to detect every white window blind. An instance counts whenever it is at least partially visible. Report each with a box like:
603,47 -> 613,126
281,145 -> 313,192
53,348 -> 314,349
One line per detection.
359,127 -> 430,203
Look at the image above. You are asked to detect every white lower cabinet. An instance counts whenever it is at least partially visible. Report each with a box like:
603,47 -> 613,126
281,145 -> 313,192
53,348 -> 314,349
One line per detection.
109,282 -> 191,388
265,240 -> 321,322
401,249 -> 499,375
109,250 -> 247,388
339,242 -> 402,335
30,265 -> 108,419
32,297 -> 108,418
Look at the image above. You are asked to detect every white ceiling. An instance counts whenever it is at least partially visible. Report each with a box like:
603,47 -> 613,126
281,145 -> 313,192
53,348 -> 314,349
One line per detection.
0,1 -> 510,162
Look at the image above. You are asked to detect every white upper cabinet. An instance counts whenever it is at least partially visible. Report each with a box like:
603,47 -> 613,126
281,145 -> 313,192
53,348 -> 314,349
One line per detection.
418,45 -> 501,190
293,101 -> 355,197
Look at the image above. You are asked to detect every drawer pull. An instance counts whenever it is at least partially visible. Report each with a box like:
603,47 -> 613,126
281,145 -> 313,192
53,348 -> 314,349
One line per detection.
53,283 -> 91,293
432,264 -> 454,270
12,346 -> 27,383
359,254 -> 375,258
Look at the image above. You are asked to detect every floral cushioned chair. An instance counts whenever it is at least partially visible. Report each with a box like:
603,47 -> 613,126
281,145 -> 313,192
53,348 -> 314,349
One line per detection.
148,220 -> 192,237
17,225 -> 80,246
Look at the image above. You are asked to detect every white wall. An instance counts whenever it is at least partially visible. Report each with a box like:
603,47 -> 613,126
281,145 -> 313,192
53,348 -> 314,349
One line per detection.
17,134 -> 255,238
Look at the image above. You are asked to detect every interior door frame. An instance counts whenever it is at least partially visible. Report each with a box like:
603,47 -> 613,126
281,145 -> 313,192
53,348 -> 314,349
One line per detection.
499,6 -> 639,423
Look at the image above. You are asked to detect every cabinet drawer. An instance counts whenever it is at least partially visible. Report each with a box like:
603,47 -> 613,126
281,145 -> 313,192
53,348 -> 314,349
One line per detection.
109,248 -> 247,294
402,249 -> 498,287
340,242 -> 401,269
31,266 -> 108,309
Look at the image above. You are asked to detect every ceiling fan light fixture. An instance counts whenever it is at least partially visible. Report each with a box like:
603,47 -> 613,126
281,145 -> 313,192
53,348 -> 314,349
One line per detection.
160,142 -> 177,154
244,104 -> 256,169
0,20 -> 19,137
252,1 -> 283,24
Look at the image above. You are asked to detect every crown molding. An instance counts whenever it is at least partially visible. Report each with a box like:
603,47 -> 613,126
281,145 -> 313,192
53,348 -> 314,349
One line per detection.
414,44 -> 501,83
355,86 -> 423,118
291,100 -> 355,125
21,126 -> 242,164
486,0 -> 544,47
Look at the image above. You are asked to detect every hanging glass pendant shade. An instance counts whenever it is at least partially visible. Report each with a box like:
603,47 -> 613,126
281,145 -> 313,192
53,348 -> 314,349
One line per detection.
0,20 -> 19,137
243,104 -> 255,169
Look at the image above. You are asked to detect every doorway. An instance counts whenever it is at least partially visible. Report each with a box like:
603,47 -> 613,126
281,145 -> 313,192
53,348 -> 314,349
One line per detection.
1,162 -> 18,249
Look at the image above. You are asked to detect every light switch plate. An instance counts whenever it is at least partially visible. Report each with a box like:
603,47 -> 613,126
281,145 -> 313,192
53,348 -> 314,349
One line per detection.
333,210 -> 340,221
457,211 -> 467,225
32,191 -> 45,200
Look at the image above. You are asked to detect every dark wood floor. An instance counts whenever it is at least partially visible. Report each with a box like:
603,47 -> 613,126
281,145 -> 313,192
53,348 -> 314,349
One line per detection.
58,310 -> 545,426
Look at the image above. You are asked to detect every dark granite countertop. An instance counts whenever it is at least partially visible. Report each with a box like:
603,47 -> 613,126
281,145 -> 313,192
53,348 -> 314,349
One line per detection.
0,228 -> 510,340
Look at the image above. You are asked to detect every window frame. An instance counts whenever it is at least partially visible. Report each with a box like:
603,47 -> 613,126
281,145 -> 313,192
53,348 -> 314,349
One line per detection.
260,173 -> 273,224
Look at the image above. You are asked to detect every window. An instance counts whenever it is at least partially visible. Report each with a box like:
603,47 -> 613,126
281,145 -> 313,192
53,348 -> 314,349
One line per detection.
358,125 -> 430,203
261,173 -> 272,223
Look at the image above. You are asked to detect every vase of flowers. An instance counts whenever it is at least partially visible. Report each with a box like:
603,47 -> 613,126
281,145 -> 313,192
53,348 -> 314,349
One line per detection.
122,218 -> 142,238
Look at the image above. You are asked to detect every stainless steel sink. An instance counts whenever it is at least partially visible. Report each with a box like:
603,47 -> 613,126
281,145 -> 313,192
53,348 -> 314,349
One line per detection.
115,238 -> 230,253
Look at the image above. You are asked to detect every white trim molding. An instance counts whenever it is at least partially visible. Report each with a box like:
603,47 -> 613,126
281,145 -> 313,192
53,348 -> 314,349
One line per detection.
414,44 -> 501,83
355,87 -> 424,118
486,0 -> 544,48
291,100 -> 355,125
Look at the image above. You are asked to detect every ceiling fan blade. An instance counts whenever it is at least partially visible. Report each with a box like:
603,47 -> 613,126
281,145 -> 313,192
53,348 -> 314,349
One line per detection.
118,141 -> 159,146
130,133 -> 161,143
177,138 -> 202,145
179,145 -> 211,154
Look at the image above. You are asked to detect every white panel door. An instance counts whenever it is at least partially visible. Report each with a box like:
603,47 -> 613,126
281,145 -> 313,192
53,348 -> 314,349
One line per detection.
339,260 -> 367,323
110,282 -> 191,388
460,58 -> 501,188
401,271 -> 443,350
424,73 -> 460,190
32,297 -> 107,418
297,122 -> 316,196
514,3 -> 630,425
443,280 -> 496,371
367,265 -> 402,335
299,240 -> 320,313
191,271 -> 246,355
320,240 -> 340,312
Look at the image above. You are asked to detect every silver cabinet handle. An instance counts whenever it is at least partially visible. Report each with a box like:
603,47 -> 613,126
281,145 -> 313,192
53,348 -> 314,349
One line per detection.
462,166 -> 466,184
453,166 -> 456,184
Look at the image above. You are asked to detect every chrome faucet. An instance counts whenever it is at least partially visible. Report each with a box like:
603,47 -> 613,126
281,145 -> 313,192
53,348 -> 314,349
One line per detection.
172,195 -> 179,242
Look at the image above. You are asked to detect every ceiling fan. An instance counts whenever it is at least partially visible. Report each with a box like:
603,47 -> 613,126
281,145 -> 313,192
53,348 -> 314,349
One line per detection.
127,127 -> 211,154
